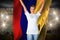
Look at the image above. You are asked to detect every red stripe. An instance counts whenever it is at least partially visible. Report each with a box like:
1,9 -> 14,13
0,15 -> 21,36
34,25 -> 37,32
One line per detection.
13,0 -> 22,40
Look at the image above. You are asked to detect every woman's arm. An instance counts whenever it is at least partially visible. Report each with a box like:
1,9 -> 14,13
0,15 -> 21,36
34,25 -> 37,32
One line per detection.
38,0 -> 45,13
20,0 -> 27,12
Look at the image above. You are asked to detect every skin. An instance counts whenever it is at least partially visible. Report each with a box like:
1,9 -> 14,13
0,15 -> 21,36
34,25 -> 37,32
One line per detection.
20,0 -> 45,14
30,6 -> 35,14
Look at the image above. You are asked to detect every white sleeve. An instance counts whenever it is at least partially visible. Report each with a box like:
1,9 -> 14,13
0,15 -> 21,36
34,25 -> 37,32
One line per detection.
25,11 -> 30,19
36,12 -> 41,16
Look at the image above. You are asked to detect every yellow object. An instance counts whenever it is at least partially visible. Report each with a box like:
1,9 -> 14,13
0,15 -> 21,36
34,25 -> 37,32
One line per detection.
34,0 -> 52,33
34,0 -> 43,13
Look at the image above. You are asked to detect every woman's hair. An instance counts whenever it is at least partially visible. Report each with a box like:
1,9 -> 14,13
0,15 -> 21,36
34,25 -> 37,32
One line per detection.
30,5 -> 36,8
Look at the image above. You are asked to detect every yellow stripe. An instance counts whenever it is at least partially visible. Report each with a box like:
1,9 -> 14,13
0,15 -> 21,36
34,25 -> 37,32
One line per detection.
34,0 -> 52,33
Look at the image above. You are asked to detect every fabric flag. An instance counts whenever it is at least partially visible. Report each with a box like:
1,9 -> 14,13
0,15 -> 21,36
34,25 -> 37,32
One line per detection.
13,0 -> 52,40
13,0 -> 22,40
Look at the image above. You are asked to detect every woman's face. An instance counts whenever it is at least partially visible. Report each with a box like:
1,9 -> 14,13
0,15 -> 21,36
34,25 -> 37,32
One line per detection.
30,6 -> 35,13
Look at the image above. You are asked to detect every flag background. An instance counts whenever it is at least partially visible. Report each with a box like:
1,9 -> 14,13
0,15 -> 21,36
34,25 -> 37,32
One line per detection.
13,0 -> 52,40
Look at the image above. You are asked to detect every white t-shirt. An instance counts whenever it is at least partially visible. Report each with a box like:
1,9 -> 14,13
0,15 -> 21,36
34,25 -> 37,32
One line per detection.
25,11 -> 41,34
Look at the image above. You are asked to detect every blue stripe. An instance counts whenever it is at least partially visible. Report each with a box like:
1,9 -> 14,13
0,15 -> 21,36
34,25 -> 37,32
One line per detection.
21,0 -> 36,40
